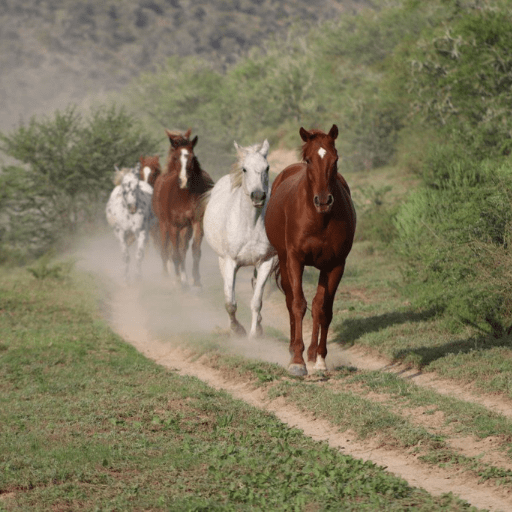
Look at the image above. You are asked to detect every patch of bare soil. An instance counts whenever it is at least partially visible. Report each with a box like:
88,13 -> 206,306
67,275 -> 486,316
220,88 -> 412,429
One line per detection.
74,151 -> 512,512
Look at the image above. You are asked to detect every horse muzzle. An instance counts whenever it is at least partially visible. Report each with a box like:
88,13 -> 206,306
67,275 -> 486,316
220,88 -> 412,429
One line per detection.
250,190 -> 266,208
128,205 -> 137,214
313,194 -> 334,213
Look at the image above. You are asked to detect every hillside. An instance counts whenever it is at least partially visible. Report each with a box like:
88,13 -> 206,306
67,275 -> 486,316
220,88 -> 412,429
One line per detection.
0,0 -> 368,132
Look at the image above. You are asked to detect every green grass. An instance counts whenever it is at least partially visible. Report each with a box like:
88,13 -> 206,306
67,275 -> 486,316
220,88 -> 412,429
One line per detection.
0,267 -> 475,511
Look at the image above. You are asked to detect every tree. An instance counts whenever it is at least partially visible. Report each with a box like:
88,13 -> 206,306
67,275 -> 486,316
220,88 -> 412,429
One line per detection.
0,103 -> 159,260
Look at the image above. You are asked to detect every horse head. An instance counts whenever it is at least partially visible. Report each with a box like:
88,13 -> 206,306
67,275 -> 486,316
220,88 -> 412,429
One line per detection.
165,128 -> 199,189
120,164 -> 141,214
139,155 -> 161,187
300,124 -> 339,214
233,139 -> 270,208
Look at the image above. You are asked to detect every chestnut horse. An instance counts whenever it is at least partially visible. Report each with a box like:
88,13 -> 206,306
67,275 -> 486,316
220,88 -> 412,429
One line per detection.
265,125 -> 356,376
139,155 -> 162,187
139,155 -> 162,249
152,129 -> 213,289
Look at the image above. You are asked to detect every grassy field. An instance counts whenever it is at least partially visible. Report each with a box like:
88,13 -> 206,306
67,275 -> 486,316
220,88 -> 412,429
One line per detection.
0,265 -> 475,511
4,165 -> 512,510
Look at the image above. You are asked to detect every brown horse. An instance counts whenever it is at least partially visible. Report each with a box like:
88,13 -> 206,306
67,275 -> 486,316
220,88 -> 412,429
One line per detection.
139,155 -> 162,187
152,129 -> 213,288
139,155 -> 162,249
265,125 -> 356,376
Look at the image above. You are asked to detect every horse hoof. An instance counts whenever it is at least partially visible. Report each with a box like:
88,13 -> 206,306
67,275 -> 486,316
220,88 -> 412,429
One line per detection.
288,364 -> 308,377
249,325 -> 264,339
230,323 -> 247,337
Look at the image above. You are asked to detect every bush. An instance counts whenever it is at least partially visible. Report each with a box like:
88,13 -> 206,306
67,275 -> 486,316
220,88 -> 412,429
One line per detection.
0,103 -> 159,260
394,154 -> 512,333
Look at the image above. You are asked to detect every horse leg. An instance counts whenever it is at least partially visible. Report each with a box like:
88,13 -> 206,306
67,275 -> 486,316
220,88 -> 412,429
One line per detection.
159,221 -> 170,276
134,229 -> 148,281
114,227 -> 130,284
177,226 -> 191,288
281,255 -> 307,376
170,225 -> 186,287
221,256 -> 246,336
249,256 -> 276,338
191,221 -> 203,288
308,264 -> 345,371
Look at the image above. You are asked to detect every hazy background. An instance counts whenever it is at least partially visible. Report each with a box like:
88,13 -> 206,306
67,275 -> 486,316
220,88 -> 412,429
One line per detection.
0,0 -> 367,133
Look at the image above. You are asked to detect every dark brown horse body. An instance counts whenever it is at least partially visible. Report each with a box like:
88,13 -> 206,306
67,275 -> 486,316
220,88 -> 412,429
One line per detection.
265,125 -> 356,376
152,129 -> 213,288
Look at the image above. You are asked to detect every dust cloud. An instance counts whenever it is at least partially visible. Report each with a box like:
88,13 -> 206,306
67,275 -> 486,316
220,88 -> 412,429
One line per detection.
73,228 -> 352,373
74,229 -> 291,368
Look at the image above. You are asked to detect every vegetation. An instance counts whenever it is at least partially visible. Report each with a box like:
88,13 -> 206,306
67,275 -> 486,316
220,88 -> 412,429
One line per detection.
0,104 -> 159,262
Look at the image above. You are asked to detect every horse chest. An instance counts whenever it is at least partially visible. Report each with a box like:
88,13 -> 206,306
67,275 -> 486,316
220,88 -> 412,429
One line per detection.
299,220 -> 347,267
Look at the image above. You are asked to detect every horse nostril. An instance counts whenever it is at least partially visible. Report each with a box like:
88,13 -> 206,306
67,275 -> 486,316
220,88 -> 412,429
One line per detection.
314,196 -> 320,206
251,191 -> 266,203
327,194 -> 334,205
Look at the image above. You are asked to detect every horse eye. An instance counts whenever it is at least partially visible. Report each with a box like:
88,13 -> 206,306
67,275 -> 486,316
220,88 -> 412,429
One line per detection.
242,168 -> 247,173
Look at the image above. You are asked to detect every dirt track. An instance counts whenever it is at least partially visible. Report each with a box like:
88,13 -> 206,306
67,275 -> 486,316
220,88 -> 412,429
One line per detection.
75,150 -> 512,512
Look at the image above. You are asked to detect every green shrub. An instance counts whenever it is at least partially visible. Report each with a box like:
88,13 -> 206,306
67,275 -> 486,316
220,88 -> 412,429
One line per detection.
0,103 -> 159,260
394,155 -> 512,333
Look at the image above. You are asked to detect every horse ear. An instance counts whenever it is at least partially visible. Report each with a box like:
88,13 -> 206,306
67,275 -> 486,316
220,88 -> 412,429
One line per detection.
114,165 -> 120,172
260,139 -> 270,157
184,128 -> 192,139
165,129 -> 176,146
234,141 -> 242,153
191,135 -> 198,148
329,124 -> 338,140
299,127 -> 311,142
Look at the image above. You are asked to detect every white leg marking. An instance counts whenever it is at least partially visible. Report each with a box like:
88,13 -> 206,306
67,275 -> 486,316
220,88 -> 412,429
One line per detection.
314,356 -> 327,371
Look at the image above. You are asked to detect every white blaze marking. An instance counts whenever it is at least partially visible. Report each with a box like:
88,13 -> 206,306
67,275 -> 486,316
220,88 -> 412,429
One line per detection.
179,149 -> 188,188
318,147 -> 327,159
142,166 -> 151,182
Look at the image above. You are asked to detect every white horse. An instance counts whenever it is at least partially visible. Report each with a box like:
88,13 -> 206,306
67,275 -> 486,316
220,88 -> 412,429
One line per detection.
105,163 -> 155,282
203,139 -> 277,337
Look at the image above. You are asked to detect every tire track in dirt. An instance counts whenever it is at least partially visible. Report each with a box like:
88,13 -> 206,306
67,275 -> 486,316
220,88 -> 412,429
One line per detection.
108,286 -> 512,512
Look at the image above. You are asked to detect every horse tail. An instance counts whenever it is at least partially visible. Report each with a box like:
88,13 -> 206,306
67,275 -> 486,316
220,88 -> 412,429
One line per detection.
269,256 -> 284,294
197,189 -> 212,218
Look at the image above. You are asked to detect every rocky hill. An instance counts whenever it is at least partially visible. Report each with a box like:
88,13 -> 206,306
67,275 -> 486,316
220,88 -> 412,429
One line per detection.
0,0 -> 368,132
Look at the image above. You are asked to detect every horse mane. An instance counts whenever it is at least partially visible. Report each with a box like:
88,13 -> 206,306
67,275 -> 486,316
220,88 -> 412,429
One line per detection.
113,167 -> 132,186
230,142 -> 265,190
113,163 -> 140,185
